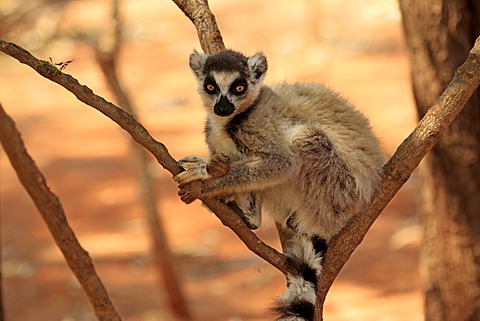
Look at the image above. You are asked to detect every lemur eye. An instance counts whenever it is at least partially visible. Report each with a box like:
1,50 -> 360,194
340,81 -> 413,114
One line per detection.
235,85 -> 245,93
230,80 -> 248,95
206,84 -> 216,92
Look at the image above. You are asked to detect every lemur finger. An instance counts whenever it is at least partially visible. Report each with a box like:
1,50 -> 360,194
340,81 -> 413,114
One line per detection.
177,155 -> 207,170
180,194 -> 196,204
207,161 -> 229,177
173,171 -> 192,184
177,179 -> 202,191
177,155 -> 206,163
174,169 -> 209,185
177,179 -> 193,189
178,188 -> 196,204
210,153 -> 230,164
178,179 -> 205,203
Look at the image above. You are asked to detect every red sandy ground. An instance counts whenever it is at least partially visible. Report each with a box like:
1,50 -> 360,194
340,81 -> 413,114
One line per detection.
1,0 -> 422,320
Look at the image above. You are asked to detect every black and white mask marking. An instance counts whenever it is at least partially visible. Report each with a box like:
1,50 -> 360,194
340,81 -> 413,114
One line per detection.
204,71 -> 248,117
189,50 -> 268,118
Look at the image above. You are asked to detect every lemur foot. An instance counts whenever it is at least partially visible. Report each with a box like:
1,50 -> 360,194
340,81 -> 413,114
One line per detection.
227,201 -> 260,230
174,155 -> 209,184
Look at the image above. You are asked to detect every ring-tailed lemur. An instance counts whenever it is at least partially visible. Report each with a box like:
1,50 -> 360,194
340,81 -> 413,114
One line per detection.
174,49 -> 384,321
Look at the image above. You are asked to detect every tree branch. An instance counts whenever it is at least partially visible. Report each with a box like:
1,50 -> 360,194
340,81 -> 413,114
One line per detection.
0,40 -> 180,174
0,39 -> 293,276
314,36 -> 480,319
0,103 -> 122,321
171,0 -> 225,54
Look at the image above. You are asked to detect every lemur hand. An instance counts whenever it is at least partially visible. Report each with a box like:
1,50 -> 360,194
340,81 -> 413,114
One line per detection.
174,155 -> 210,185
207,153 -> 230,177
177,180 -> 205,204
175,153 -> 230,204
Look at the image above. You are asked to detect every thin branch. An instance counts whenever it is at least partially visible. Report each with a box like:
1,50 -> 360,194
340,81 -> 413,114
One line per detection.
0,39 -> 293,276
0,40 -> 179,174
171,0 -> 225,54
0,103 -> 122,321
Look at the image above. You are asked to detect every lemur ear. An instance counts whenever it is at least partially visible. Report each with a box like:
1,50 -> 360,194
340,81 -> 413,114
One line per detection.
247,52 -> 268,83
189,49 -> 208,78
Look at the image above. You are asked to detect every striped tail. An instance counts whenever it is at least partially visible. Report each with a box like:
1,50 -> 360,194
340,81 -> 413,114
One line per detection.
273,235 -> 327,321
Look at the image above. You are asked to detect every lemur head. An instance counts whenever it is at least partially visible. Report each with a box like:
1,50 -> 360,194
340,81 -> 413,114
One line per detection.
189,50 -> 268,118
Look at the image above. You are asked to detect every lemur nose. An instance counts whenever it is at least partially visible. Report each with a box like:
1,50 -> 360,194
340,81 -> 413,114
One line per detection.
214,95 -> 234,117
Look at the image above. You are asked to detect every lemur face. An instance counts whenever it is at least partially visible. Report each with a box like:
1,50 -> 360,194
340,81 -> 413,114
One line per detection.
203,70 -> 249,117
189,50 -> 268,117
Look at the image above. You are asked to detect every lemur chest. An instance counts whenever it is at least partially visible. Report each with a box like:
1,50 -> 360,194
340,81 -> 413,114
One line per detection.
206,122 -> 243,159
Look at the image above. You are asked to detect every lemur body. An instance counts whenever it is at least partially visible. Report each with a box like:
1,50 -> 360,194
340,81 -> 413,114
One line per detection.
175,50 -> 384,321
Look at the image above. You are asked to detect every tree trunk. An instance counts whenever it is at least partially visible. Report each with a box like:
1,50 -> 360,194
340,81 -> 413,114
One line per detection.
0,217 -> 3,321
398,1 -> 480,320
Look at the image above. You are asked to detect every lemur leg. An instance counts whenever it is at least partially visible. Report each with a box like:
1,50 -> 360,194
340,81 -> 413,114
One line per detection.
226,192 -> 261,230
209,155 -> 261,229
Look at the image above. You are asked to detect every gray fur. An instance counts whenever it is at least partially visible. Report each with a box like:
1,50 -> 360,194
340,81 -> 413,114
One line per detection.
176,50 -> 384,320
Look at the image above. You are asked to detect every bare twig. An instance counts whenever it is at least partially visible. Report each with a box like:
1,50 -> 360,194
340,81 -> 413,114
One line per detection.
171,0 -> 225,54
0,39 -> 292,276
0,103 -> 122,321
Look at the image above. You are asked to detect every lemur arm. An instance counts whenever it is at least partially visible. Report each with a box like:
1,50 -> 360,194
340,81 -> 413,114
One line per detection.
177,152 -> 297,204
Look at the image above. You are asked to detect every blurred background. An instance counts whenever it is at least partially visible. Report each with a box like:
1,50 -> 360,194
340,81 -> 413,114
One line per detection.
0,0 -> 421,320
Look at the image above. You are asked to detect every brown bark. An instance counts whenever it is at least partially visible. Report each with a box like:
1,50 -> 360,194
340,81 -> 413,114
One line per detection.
398,1 -> 480,320
0,103 -> 122,321
171,0 -> 225,55
0,216 -> 3,321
